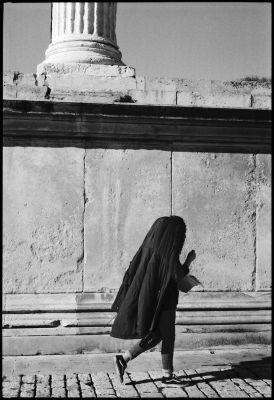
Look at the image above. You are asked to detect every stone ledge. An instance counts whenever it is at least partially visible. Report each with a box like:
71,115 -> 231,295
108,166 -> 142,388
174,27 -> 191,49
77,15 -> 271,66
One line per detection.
3,330 -> 271,355
3,99 -> 271,153
3,291 -> 271,312
3,71 -> 272,109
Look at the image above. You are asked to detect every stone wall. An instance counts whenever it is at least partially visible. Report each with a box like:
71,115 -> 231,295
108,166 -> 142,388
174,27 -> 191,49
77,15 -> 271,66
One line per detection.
2,73 -> 271,354
3,69 -> 271,108
3,148 -> 271,294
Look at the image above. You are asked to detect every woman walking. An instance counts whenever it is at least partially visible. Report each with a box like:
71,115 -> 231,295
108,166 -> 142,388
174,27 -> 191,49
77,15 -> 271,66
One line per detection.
110,215 -> 196,386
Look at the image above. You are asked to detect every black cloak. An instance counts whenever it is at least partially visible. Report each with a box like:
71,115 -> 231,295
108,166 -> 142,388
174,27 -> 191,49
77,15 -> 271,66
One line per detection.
110,216 -> 188,340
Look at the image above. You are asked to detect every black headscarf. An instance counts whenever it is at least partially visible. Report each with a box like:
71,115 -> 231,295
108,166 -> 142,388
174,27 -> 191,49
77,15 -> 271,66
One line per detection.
110,216 -> 187,339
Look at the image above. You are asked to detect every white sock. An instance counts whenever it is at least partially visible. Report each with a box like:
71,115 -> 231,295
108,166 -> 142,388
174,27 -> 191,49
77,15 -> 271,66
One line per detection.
162,368 -> 172,378
123,350 -> 132,363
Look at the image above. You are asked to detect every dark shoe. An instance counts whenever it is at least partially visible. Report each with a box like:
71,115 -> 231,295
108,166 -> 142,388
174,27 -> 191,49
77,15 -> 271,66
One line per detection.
113,355 -> 127,383
161,374 -> 190,387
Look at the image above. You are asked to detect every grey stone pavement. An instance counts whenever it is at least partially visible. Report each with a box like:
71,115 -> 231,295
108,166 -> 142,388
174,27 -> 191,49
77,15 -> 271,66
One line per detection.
2,346 -> 272,398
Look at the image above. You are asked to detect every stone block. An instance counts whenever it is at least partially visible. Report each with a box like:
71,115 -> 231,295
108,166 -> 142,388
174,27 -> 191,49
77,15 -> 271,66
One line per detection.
251,87 -> 272,96
3,147 -> 84,293
45,74 -> 137,91
177,91 -> 251,108
3,84 -> 17,99
176,91 -> 204,106
252,95 -> 272,109
144,76 -> 177,91
172,153 -> 256,291
176,78 -> 212,94
16,85 -> 49,100
84,149 -> 171,291
49,89 -> 127,103
136,76 -> 146,90
206,94 -> 251,108
256,154 -> 271,290
37,62 -> 135,77
128,89 -> 176,105
3,71 -> 16,85
16,73 -> 37,86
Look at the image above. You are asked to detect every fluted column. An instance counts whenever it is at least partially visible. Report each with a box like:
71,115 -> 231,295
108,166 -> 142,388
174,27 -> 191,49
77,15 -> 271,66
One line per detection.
40,2 -> 123,66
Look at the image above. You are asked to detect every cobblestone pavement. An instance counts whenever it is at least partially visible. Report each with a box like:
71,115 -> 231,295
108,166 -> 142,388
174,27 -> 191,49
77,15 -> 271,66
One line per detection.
2,364 -> 271,398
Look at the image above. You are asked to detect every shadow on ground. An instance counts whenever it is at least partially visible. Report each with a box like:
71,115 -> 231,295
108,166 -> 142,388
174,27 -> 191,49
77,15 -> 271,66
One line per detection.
124,356 -> 272,386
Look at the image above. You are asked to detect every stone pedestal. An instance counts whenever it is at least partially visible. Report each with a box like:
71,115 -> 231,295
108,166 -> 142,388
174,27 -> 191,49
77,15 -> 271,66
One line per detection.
37,2 -> 130,76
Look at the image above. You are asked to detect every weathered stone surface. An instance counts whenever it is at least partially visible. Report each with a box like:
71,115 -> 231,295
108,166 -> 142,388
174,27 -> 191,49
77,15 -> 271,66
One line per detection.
16,85 -> 48,100
49,89 -> 130,103
128,89 -> 176,105
256,154 -> 271,290
143,76 -> 177,92
252,95 -> 272,109
38,63 -> 135,77
45,74 -> 137,91
3,147 -> 84,293
172,153 -> 256,291
84,149 -> 171,290
3,71 -> 272,109
3,83 -> 17,99
177,91 -> 251,108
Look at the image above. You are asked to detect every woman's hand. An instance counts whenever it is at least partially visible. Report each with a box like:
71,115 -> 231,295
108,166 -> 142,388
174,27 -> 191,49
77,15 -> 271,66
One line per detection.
186,250 -> 196,263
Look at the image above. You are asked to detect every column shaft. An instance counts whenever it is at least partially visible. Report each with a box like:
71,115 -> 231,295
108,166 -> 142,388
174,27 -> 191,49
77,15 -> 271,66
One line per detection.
43,2 -> 122,65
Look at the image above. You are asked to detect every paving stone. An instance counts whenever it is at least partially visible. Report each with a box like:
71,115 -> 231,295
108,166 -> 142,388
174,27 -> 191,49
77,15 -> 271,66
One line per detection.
180,368 -> 206,395
77,373 -> 91,384
184,386 -> 207,398
19,375 -> 35,398
2,382 -> 20,398
78,373 -> 96,397
51,386 -> 67,397
2,390 -> 20,398
109,371 -> 140,397
20,388 -> 35,398
91,373 -> 116,397
1,353 -> 272,398
35,374 -> 50,397
218,391 -> 249,398
81,388 -> 97,398
256,387 -> 272,394
129,371 -> 159,394
231,379 -> 262,395
161,387 -> 188,397
66,373 -> 81,397
21,374 -> 36,384
146,370 -> 166,395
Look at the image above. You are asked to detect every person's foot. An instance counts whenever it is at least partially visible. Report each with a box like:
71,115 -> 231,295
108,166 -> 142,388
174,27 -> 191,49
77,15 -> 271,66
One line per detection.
113,355 -> 127,383
161,374 -> 190,387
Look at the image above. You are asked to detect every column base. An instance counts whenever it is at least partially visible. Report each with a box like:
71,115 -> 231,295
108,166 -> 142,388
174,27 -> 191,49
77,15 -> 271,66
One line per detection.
37,62 -> 136,78
42,37 -> 124,65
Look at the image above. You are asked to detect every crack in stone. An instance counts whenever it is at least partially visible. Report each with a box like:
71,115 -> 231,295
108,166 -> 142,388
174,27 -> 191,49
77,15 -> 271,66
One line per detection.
251,154 -> 257,291
82,146 -> 87,292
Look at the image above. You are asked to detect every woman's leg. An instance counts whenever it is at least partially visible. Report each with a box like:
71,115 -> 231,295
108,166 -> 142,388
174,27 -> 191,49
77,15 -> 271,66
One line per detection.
158,309 -> 176,377
115,330 -> 162,383
123,330 -> 162,362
